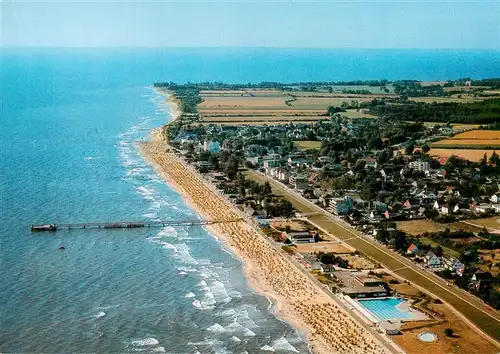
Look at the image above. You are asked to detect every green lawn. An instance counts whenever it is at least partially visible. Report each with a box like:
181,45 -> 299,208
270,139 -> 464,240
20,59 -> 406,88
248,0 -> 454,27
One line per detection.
294,140 -> 322,150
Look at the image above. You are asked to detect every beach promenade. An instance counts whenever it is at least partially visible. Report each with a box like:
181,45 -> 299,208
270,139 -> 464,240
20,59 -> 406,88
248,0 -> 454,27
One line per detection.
140,141 -> 396,354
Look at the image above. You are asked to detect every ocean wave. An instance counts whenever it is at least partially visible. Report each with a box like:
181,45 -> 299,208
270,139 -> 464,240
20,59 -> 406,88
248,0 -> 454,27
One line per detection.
225,321 -> 245,333
243,328 -> 256,337
261,345 -> 275,352
272,337 -> 299,353
206,323 -> 226,333
93,311 -> 106,319
131,337 -> 159,346
230,336 -> 241,343
192,299 -> 215,310
174,243 -> 198,264
177,267 -> 197,273
184,292 -> 196,298
210,281 -> 231,304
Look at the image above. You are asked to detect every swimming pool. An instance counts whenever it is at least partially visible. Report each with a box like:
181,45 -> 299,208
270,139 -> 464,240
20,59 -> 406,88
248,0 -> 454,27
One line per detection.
358,298 -> 414,321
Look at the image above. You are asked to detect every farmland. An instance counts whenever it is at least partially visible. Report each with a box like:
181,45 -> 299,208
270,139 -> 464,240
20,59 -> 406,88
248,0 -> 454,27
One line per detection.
197,89 -> 381,125
432,129 -> 500,149
429,148 -> 497,162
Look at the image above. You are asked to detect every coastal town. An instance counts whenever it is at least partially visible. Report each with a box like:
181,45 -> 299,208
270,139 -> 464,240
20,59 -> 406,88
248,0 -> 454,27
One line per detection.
144,80 -> 500,354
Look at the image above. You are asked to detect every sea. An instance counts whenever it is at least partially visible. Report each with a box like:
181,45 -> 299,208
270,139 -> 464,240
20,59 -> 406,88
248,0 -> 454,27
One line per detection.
1,48 -> 499,353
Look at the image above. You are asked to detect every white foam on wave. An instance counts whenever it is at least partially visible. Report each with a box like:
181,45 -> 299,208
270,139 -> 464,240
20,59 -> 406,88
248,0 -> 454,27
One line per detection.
178,271 -> 188,275
192,299 -> 215,310
225,321 -> 245,332
261,345 -> 275,352
152,347 -> 166,352
160,242 -> 177,251
206,323 -> 226,333
142,212 -> 158,219
243,328 -> 256,337
174,243 -> 199,264
93,311 -> 106,319
136,185 -> 155,196
157,226 -> 178,238
178,267 -> 197,273
184,292 -> 196,298
230,336 -> 241,343
272,337 -> 299,353
210,281 -> 231,304
131,337 -> 159,346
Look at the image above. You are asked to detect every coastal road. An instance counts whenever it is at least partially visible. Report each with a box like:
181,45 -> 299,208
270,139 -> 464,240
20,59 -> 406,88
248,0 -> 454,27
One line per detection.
247,170 -> 500,344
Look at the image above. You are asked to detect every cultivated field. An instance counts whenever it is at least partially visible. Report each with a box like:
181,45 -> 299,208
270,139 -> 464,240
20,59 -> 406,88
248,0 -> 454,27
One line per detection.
453,130 -> 500,140
294,140 -> 323,150
198,89 -> 380,125
432,130 -> 500,149
201,116 -> 327,123
429,148 -> 496,162
200,121 -> 320,126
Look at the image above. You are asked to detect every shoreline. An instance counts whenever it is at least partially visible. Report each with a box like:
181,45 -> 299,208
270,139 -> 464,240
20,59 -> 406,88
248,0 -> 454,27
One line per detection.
137,143 -> 320,352
138,140 -> 390,354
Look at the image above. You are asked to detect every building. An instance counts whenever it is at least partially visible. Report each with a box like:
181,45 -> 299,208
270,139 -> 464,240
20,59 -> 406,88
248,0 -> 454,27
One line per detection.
330,271 -> 388,298
490,193 -> 500,203
328,196 -> 354,215
425,251 -> 441,268
289,174 -> 309,190
443,257 -> 463,274
320,263 -> 336,274
409,160 -> 431,172
284,231 -> 317,244
203,140 -> 221,153
263,159 -> 281,169
407,243 -> 419,255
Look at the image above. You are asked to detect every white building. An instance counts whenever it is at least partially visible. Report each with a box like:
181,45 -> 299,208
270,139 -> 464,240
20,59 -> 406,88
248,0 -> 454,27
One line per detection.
409,160 -> 431,172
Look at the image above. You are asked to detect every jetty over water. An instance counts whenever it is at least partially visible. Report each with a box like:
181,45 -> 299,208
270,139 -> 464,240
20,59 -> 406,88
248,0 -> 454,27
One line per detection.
31,218 -> 242,232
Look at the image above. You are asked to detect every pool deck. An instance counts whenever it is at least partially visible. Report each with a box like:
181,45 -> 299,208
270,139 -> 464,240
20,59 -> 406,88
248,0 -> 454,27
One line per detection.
345,296 -> 428,323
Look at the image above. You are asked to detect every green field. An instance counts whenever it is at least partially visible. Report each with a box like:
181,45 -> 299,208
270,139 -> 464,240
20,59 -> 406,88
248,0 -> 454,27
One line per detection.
294,140 -> 322,150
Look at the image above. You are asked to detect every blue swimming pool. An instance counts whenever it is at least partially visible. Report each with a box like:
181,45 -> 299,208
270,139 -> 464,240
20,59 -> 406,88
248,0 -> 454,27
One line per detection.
358,298 -> 414,321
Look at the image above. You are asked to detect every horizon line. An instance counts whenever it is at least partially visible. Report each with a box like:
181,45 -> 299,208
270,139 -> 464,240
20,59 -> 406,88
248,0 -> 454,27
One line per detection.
2,45 -> 499,51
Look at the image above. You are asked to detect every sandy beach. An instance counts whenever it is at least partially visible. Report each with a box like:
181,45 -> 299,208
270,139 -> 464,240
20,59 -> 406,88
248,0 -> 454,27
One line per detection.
151,88 -> 181,141
139,138 -> 391,354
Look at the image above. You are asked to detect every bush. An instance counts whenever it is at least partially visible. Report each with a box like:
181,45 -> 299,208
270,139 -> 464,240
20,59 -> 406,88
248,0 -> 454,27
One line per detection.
389,279 -> 400,284
444,328 -> 454,337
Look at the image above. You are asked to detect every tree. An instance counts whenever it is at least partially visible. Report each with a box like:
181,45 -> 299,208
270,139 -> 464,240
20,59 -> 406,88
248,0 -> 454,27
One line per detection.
405,143 -> 415,155
187,143 -> 195,154
263,182 -> 272,196
423,145 -> 431,154
433,245 -> 443,257
489,150 -> 500,165
444,328 -> 454,337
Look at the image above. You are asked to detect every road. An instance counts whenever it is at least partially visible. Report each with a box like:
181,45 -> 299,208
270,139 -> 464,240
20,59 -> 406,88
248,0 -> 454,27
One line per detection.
247,170 -> 500,344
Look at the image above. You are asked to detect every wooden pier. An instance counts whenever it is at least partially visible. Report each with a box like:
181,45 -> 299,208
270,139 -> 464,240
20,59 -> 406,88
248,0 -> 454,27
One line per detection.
31,218 -> 242,232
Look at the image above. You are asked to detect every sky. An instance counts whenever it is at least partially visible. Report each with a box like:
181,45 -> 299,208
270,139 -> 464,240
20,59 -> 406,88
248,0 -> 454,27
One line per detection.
1,1 -> 499,49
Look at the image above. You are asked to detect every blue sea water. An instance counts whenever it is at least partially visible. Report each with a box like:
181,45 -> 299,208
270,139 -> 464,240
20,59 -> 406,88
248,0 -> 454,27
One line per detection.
1,48 -> 499,353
